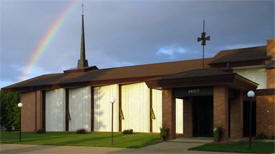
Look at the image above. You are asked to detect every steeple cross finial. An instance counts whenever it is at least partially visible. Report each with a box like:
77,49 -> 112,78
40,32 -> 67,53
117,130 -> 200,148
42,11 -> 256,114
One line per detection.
81,2 -> 84,15
197,20 -> 210,69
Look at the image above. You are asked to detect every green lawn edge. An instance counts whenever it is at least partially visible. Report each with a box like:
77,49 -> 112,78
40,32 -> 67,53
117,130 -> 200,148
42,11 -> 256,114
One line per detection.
189,141 -> 275,153
0,132 -> 162,148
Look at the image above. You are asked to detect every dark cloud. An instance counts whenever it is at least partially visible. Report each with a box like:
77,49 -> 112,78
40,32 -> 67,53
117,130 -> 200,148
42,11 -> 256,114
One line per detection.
1,0 -> 274,88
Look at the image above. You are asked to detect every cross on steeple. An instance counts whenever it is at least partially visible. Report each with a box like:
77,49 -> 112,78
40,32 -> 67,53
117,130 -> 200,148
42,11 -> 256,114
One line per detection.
197,20 -> 210,69
77,2 -> 88,69
81,3 -> 84,15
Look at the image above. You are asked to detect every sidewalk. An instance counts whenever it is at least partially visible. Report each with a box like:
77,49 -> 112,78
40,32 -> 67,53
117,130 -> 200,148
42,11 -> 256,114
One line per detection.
0,144 -> 123,154
0,139 -> 243,154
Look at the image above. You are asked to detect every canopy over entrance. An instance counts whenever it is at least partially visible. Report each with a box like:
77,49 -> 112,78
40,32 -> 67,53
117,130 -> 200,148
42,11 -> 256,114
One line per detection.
146,68 -> 258,90
146,68 -> 258,140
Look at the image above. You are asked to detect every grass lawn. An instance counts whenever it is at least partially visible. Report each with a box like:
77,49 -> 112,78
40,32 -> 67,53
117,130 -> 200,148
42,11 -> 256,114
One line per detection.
0,131 -> 161,148
189,141 -> 275,153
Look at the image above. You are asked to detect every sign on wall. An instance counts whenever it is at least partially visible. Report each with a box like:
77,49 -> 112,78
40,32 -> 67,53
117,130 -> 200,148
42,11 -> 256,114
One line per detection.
174,87 -> 213,98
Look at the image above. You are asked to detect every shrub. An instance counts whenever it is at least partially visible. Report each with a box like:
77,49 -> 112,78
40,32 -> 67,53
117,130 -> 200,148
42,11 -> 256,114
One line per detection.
36,128 -> 45,134
160,127 -> 169,141
76,129 -> 87,134
122,129 -> 133,134
255,133 -> 268,139
213,127 -> 224,142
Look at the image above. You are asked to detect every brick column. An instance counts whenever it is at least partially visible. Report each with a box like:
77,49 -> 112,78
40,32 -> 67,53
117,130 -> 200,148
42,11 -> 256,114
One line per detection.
256,96 -> 275,138
267,39 -> 275,60
21,90 -> 43,132
35,91 -> 43,131
267,69 -> 275,88
230,90 -> 243,139
183,98 -> 193,137
256,39 -> 275,138
162,89 -> 176,140
214,86 -> 229,140
267,39 -> 275,88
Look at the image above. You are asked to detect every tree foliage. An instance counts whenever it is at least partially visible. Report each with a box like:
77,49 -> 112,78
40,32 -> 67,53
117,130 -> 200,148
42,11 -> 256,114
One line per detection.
0,91 -> 20,130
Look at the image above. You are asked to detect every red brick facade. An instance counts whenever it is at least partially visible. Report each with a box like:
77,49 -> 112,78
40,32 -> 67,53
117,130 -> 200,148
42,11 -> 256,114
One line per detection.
213,86 -> 229,139
266,40 -> 275,89
256,95 -> 275,137
230,90 -> 243,139
255,39 -> 275,138
267,69 -> 275,89
162,89 -> 176,140
267,39 -> 275,61
21,91 -> 42,132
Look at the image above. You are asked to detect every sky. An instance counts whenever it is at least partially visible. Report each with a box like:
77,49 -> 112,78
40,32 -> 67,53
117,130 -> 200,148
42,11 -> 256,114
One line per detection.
0,0 -> 274,88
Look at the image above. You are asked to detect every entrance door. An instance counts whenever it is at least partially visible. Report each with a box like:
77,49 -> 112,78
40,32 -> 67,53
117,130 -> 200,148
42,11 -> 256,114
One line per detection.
243,100 -> 256,137
192,96 -> 213,137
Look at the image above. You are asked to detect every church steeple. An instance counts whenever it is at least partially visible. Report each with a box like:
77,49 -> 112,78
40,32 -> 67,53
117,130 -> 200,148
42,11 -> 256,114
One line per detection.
77,3 -> 88,68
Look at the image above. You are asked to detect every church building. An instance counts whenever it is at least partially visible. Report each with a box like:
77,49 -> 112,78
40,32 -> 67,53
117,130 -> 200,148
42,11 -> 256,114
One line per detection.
2,13 -> 274,140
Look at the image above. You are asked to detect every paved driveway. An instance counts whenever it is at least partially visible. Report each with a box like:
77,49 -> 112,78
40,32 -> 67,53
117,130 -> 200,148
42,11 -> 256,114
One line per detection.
0,138 -> 242,154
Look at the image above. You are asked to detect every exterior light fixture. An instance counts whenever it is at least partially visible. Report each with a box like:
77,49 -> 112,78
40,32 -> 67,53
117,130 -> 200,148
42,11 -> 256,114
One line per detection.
247,90 -> 255,149
247,90 -> 255,98
18,102 -> 23,142
18,102 -> 23,108
110,97 -> 115,145
110,97 -> 115,104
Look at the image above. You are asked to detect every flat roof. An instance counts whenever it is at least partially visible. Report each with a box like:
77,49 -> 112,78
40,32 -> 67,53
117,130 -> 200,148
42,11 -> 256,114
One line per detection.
145,68 -> 258,90
210,46 -> 268,65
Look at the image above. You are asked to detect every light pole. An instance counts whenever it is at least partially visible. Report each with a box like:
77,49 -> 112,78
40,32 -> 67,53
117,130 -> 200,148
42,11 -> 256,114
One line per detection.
247,90 -> 255,149
17,102 -> 23,142
110,97 -> 115,145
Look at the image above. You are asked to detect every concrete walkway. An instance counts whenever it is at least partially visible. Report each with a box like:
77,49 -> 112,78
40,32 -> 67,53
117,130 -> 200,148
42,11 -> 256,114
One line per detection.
0,144 -> 123,154
0,138 -> 242,154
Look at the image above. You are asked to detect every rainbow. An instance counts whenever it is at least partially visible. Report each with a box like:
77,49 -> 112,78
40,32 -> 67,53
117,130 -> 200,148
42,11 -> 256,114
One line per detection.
20,0 -> 79,80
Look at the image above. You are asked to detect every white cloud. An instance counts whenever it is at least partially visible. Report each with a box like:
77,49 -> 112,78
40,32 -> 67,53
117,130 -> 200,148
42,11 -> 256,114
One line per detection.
156,45 -> 186,58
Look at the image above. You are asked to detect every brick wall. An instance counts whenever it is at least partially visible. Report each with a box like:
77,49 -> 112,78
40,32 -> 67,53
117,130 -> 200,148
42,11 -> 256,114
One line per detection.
230,90 -> 243,139
183,98 -> 192,137
266,39 -> 275,89
213,86 -> 229,139
267,39 -> 275,60
267,69 -> 275,89
256,95 -> 275,138
162,89 -> 176,140
36,91 -> 43,130
21,91 -> 42,132
256,39 -> 275,138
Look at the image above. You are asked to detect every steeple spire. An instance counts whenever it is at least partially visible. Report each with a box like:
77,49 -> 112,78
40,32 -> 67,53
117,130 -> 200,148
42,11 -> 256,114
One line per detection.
77,3 -> 88,68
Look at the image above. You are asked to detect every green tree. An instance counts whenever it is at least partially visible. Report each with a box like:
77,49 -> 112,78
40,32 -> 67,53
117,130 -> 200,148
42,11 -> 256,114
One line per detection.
0,90 -> 20,130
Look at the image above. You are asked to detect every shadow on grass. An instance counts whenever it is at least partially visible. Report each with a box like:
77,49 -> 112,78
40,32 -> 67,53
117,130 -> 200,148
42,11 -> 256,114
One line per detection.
1,132 -> 161,148
53,134 -> 123,146
1,133 -> 73,143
